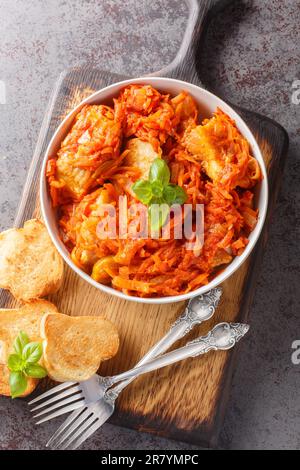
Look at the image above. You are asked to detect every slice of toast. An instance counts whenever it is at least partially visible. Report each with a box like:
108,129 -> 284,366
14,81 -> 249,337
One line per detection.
41,313 -> 119,382
0,299 -> 59,364
0,299 -> 58,397
0,364 -> 38,397
0,219 -> 64,302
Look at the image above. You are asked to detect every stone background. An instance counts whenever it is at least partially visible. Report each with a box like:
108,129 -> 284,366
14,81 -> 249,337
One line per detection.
0,0 -> 299,450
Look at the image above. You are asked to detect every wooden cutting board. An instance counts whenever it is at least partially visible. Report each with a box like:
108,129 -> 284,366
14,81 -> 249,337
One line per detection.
0,0 -> 288,448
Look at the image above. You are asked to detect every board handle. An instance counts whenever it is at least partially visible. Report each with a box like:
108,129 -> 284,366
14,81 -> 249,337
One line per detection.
151,0 -> 230,85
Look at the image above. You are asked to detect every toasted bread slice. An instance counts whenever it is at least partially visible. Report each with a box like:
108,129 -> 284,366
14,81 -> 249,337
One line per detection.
0,364 -> 38,397
0,219 -> 64,302
41,313 -> 119,382
0,299 -> 58,364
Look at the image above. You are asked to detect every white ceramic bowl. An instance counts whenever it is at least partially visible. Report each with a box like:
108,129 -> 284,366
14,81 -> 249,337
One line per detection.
40,77 -> 268,304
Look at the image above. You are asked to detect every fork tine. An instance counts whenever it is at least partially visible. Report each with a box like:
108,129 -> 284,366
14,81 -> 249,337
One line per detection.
52,408 -> 94,449
60,413 -> 99,450
28,382 -> 76,405
46,408 -> 85,447
68,418 -> 104,450
35,401 -> 85,425
62,402 -> 110,450
33,392 -> 83,418
30,385 -> 81,412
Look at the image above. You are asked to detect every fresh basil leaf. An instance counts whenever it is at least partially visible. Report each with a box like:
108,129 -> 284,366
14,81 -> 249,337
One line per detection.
13,331 -> 30,356
172,185 -> 187,205
163,185 -> 177,205
7,354 -> 24,372
163,184 -> 187,205
9,371 -> 27,398
151,180 -> 164,198
149,159 -> 170,186
149,203 -> 170,232
150,196 -> 164,204
132,180 -> 153,205
22,342 -> 43,364
25,364 -> 47,379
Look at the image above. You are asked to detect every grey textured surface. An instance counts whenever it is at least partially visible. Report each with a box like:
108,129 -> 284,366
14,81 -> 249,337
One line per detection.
0,0 -> 299,451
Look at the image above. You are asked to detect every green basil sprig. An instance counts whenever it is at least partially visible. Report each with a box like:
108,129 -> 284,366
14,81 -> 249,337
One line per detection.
132,158 -> 187,230
7,331 -> 47,398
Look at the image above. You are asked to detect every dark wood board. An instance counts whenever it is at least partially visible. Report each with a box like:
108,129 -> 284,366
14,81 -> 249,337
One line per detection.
0,0 -> 288,448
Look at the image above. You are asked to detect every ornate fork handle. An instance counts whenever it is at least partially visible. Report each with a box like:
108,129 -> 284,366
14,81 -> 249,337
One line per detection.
108,288 -> 222,397
105,322 -> 249,391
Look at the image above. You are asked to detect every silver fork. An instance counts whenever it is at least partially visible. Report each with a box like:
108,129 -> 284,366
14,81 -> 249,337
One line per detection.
29,288 -> 222,424
48,322 -> 249,449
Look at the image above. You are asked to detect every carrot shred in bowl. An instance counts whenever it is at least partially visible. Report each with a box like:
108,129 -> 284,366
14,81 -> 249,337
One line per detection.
47,84 -> 262,298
